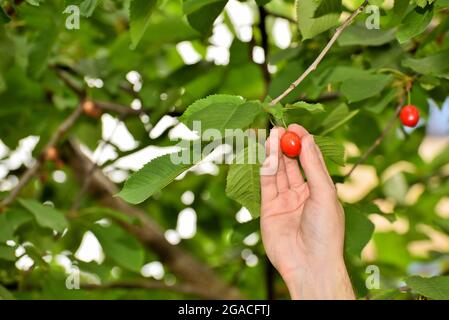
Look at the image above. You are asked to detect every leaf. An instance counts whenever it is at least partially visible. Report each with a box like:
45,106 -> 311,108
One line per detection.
80,0 -> 99,17
0,8 -> 11,24
402,50 -> 449,79
396,4 -> 434,44
338,24 -> 396,46
343,204 -> 375,257
297,0 -> 342,40
0,245 -> 16,261
285,101 -> 325,114
129,0 -> 158,49
340,74 -> 393,103
0,284 -> 15,300
180,95 -> 263,135
226,144 -> 262,218
19,199 -> 68,232
183,0 -> 227,34
91,224 -> 145,272
0,209 -> 32,242
406,276 -> 449,300
321,103 -> 359,135
314,135 -> 345,166
117,153 -> 192,204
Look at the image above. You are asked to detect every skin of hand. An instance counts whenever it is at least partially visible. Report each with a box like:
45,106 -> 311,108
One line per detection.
260,124 -> 355,300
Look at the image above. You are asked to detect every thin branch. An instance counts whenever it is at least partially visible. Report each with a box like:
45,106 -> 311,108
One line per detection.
0,105 -> 84,210
82,279 -> 216,299
270,0 -> 368,106
345,99 -> 404,179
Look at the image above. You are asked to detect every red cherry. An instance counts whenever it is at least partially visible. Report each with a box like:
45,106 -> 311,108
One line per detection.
400,105 -> 420,127
280,131 -> 302,157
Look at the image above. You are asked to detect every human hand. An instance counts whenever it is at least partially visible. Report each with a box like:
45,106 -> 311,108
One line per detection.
260,125 -> 354,300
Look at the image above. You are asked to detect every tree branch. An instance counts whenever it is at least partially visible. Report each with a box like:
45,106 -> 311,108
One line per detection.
82,279 -> 218,299
344,99 -> 404,179
270,0 -> 368,106
61,139 -> 243,300
0,104 -> 84,210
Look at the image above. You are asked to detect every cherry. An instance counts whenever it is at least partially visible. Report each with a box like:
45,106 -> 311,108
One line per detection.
82,100 -> 101,118
399,105 -> 420,127
280,131 -> 302,157
44,147 -> 59,162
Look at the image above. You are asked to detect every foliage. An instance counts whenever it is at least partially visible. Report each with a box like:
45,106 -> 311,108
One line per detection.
0,0 -> 449,300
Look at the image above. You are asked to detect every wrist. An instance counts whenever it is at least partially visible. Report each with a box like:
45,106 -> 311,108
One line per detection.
281,259 -> 355,300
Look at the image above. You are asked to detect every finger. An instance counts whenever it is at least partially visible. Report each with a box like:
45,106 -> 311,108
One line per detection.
299,134 -> 335,198
260,129 -> 280,201
273,127 -> 290,192
287,123 -> 309,139
283,155 -> 304,188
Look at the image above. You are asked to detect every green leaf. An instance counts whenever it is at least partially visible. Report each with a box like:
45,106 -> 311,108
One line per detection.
396,4 -> 434,44
0,8 -> 11,24
0,209 -> 32,242
180,95 -> 263,135
0,284 -> 15,300
344,204 -> 375,257
129,0 -> 158,49
80,0 -> 99,17
338,24 -> 396,46
0,245 -> 16,261
226,144 -> 262,218
18,199 -> 68,232
91,224 -> 145,272
341,74 -> 393,103
402,50 -> 449,79
321,103 -> 359,135
406,276 -> 449,300
297,0 -> 342,40
285,101 -> 325,114
314,135 -> 345,166
118,154 -> 192,204
183,0 -> 227,34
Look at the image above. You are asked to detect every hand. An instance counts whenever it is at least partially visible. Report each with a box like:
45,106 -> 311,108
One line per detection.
260,125 -> 355,300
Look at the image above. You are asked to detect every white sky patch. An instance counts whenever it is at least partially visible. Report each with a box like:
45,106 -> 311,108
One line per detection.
176,41 -> 202,65
16,255 -> 34,271
150,115 -> 179,139
252,46 -> 265,64
273,18 -> 292,49
243,232 -> 259,246
84,76 -> 104,88
141,261 -> 165,280
126,70 -> 142,92
206,46 -> 230,65
181,191 -> 195,206
207,22 -> 233,65
176,208 -> 197,239
5,136 -> 39,170
75,231 -> 105,264
168,123 -> 200,141
105,169 -> 128,184
110,145 -> 181,171
165,229 -> 181,245
0,139 -> 9,158
131,99 -> 142,110
226,0 -> 254,42
245,253 -> 259,267
236,207 -> 252,223
0,164 -> 8,180
102,114 -> 139,152
0,175 -> 18,192
52,170 -> 67,183
210,22 -> 233,48
55,254 -> 72,273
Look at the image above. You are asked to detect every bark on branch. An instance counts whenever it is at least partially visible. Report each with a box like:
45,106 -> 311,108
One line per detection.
61,138 -> 243,300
